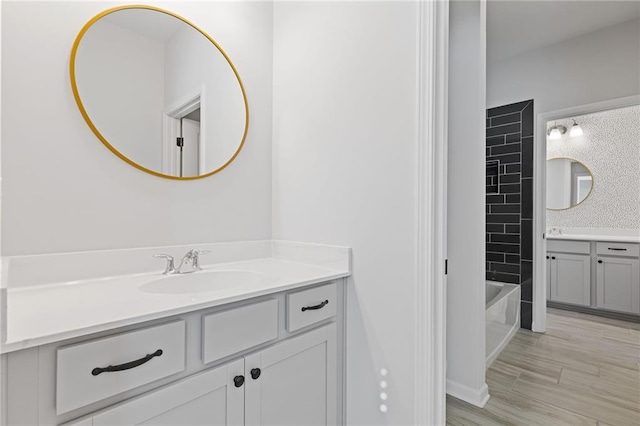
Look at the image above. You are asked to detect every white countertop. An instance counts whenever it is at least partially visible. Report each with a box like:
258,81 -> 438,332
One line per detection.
2,256 -> 350,354
547,234 -> 640,243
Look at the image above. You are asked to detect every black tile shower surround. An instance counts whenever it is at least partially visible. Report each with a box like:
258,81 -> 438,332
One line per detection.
486,99 -> 534,330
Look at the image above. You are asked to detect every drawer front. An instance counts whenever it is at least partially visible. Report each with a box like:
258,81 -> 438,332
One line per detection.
546,239 -> 590,254
202,299 -> 278,364
56,320 -> 186,415
596,242 -> 640,257
287,282 -> 337,332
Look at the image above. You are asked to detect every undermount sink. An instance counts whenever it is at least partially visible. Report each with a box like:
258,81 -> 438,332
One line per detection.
139,270 -> 265,294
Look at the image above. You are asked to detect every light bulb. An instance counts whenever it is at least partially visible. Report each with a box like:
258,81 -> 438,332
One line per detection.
570,122 -> 583,137
379,404 -> 388,413
549,128 -> 562,140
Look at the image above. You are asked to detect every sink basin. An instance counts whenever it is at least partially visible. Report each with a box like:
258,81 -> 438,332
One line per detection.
139,270 -> 265,294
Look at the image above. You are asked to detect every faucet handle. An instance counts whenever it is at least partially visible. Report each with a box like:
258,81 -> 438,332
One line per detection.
190,249 -> 211,270
153,254 -> 176,275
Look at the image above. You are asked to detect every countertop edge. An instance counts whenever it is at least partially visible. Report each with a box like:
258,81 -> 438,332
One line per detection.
1,270 -> 350,354
547,235 -> 640,243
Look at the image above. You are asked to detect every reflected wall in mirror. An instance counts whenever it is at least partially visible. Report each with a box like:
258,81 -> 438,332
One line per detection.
71,6 -> 248,179
546,157 -> 594,210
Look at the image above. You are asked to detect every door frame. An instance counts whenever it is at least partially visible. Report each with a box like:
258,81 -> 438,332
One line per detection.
416,0 -> 448,424
162,86 -> 206,176
533,94 -> 640,332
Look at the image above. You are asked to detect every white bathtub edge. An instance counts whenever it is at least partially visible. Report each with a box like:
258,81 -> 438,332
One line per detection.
485,281 -> 521,369
485,313 -> 520,368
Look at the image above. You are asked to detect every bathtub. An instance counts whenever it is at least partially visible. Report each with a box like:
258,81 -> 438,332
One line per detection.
485,281 -> 521,368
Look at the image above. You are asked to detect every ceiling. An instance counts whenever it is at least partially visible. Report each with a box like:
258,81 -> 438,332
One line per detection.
487,0 -> 640,63
102,8 -> 185,43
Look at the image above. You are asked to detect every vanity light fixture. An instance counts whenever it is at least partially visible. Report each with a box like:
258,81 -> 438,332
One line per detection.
547,123 -> 567,140
569,119 -> 583,137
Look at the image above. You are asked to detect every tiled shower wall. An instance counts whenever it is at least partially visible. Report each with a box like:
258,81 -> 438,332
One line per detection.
486,100 -> 534,329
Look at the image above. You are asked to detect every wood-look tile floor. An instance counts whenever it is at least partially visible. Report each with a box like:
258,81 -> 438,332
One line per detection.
447,308 -> 640,425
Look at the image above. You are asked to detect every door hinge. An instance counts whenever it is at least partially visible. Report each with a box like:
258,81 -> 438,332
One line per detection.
445,259 -> 448,275
176,137 -> 184,147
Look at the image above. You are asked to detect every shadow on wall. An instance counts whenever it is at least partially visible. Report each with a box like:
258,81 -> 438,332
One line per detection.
485,99 -> 534,329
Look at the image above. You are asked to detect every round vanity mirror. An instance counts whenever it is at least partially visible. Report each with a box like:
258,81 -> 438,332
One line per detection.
70,6 -> 248,180
546,157 -> 594,210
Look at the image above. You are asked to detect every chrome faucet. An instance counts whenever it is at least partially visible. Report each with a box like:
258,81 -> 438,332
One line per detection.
152,254 -> 177,274
177,249 -> 210,273
153,249 -> 211,275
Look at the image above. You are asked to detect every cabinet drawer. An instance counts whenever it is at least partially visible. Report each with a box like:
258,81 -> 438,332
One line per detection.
56,320 -> 186,415
287,282 -> 337,332
61,360 -> 244,426
596,242 -> 639,257
547,239 -> 590,254
202,299 -> 278,364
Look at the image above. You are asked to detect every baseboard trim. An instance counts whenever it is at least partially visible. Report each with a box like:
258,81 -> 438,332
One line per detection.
446,380 -> 490,408
547,301 -> 640,323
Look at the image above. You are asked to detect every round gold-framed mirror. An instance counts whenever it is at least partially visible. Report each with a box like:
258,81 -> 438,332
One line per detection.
70,5 -> 249,180
546,157 -> 594,210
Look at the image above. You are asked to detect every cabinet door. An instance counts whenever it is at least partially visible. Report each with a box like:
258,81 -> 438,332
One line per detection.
549,253 -> 590,306
86,359 -> 244,426
596,257 -> 640,314
244,324 -> 337,426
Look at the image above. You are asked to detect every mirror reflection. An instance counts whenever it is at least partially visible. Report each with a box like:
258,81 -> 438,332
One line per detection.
71,6 -> 248,179
546,158 -> 593,210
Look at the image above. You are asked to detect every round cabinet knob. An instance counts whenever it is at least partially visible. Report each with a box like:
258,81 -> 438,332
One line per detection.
598,260 -> 603,264
546,256 -> 549,259
250,368 -> 261,380
234,375 -> 245,388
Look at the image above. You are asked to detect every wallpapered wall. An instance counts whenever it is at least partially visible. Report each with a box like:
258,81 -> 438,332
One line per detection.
547,104 -> 640,229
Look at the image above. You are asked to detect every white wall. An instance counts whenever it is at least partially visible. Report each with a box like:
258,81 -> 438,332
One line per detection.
1,1 -> 273,256
272,2 -> 419,424
0,1 -> 3,419
75,19 -> 165,172
488,18 -> 640,113
446,0 -> 488,407
547,105 -> 640,229
164,25 -> 246,171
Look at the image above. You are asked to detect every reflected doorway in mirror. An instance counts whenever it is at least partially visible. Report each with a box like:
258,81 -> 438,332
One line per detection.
162,88 -> 205,177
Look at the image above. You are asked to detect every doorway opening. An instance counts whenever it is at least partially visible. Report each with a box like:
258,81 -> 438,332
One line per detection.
162,88 -> 206,177
534,95 -> 640,330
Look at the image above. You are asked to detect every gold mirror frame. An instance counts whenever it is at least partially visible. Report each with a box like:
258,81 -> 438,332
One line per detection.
546,156 -> 594,211
70,5 -> 249,180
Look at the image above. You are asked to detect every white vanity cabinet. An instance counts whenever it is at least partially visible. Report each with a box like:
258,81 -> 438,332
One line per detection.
65,324 -> 337,426
67,359 -> 245,426
546,240 -> 591,307
596,242 -> 640,314
245,324 -> 336,426
548,253 -> 591,306
547,238 -> 640,316
4,281 -> 344,426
